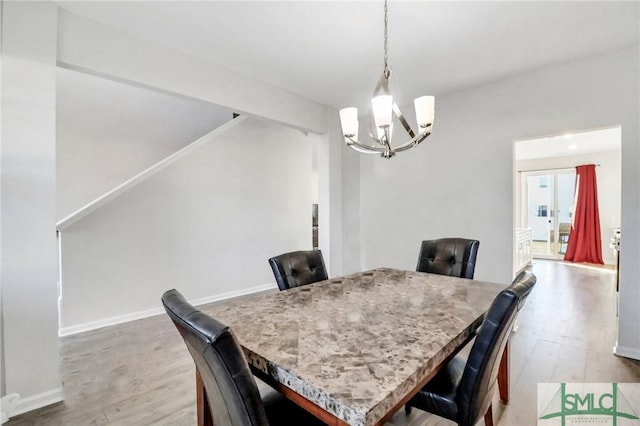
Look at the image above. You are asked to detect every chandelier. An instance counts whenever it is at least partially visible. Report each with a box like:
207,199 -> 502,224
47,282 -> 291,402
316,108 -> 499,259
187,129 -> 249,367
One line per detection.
339,0 -> 435,159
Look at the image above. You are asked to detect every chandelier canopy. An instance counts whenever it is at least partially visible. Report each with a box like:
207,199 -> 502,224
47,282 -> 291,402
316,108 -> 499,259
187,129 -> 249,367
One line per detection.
339,0 -> 435,159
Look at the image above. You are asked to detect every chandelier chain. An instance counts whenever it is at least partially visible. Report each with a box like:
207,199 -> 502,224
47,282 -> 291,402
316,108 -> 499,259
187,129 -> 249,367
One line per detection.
383,0 -> 389,77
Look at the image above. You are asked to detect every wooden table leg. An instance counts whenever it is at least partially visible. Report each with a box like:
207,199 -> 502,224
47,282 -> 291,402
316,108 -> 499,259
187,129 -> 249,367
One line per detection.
498,340 -> 509,403
484,404 -> 494,426
196,369 -> 213,426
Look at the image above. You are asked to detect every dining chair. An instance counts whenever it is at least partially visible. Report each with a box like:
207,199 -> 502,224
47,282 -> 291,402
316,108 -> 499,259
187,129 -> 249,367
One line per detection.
416,238 -> 480,279
161,289 -> 324,426
404,272 -> 537,426
509,270 -> 537,311
268,249 -> 328,291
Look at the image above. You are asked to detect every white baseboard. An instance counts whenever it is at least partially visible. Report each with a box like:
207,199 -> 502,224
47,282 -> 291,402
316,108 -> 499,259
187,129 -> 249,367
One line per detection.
613,342 -> 640,360
59,305 -> 166,337
188,283 -> 274,307
59,283 -> 275,336
11,387 -> 64,418
1,394 -> 19,424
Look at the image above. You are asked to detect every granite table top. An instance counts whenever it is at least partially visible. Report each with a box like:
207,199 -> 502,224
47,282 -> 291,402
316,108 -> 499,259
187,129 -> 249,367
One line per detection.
202,268 -> 506,426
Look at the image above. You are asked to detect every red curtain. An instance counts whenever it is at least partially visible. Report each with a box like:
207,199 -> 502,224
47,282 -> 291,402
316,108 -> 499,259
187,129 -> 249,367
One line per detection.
564,164 -> 604,264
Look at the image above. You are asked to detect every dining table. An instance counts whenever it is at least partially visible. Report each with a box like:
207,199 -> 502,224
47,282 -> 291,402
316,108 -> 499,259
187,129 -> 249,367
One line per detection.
200,267 -> 508,426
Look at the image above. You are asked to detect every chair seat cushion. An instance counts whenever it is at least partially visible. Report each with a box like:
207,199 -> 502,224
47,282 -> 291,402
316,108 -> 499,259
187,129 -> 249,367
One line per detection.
408,356 -> 466,422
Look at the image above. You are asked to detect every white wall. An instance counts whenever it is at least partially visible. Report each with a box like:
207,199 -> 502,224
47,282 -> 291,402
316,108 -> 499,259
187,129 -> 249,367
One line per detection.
53,6 -> 345,336
0,1 -> 62,413
0,0 -> 4,400
53,9 -> 346,326
59,117 -> 313,332
341,141 -> 361,275
56,67 -> 232,220
357,47 -> 640,357
318,110 -> 345,277
516,150 -> 621,265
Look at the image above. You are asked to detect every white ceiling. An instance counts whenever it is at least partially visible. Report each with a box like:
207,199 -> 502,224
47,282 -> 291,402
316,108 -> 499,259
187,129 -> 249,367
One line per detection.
56,1 -> 639,112
515,126 -> 621,160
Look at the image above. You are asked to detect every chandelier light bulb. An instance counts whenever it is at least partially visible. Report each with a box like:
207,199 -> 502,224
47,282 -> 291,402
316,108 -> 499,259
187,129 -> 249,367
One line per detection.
371,95 -> 394,129
339,107 -> 359,137
414,96 -> 435,129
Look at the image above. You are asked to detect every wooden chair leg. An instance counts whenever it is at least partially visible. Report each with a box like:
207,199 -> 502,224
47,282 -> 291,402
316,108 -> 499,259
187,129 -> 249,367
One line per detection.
404,404 -> 412,415
498,340 -> 510,403
196,369 -> 213,426
484,403 -> 494,426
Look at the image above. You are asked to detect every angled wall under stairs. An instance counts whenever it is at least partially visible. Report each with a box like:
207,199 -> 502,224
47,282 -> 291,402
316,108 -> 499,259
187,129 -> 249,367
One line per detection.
58,116 -> 319,335
56,67 -> 232,221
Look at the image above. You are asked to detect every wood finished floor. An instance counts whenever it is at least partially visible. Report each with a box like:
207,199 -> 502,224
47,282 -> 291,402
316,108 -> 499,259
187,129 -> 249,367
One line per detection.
8,259 -> 640,426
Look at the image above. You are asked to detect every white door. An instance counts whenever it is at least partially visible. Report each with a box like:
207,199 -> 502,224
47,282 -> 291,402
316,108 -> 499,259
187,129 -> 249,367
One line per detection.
524,170 -> 575,259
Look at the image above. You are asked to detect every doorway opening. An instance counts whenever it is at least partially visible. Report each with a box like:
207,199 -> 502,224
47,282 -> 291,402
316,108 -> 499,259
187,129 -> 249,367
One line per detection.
514,126 -> 621,272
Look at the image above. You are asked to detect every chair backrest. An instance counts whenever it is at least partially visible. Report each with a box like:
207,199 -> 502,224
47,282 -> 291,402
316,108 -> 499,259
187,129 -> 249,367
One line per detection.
416,238 -> 480,279
454,272 -> 536,426
509,270 -> 537,311
162,289 -> 269,426
268,249 -> 328,291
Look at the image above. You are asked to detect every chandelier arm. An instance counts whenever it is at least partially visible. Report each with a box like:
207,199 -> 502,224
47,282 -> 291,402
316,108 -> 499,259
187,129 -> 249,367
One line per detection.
389,130 -> 432,153
348,144 -> 387,155
345,137 -> 388,154
347,125 -> 432,155
349,145 -> 384,155
373,72 -> 389,95
392,103 -> 416,138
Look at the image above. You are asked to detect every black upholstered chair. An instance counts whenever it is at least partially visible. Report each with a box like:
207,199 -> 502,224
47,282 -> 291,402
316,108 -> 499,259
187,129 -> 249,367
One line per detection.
416,238 -> 480,279
509,270 -> 536,311
268,249 -> 328,291
162,289 -> 324,426
404,272 -> 537,426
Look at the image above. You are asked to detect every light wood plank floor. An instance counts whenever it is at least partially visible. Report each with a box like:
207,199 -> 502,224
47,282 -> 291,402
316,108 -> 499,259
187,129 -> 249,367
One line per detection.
8,260 -> 640,426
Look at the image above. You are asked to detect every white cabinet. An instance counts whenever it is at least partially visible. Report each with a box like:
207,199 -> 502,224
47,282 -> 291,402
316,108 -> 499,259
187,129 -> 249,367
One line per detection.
514,228 -> 533,274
